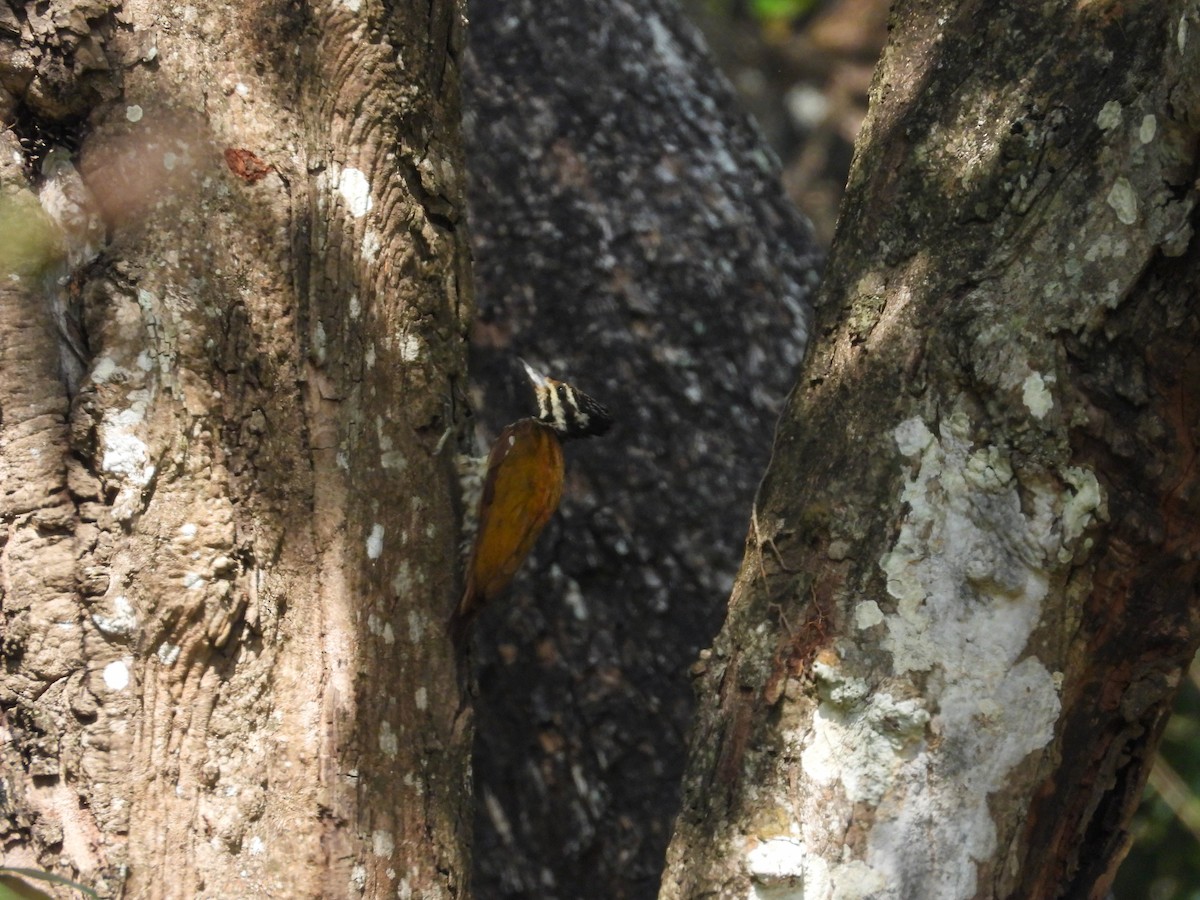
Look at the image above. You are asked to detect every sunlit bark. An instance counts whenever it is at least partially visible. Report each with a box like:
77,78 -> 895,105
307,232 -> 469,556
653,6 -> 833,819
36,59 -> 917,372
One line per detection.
1,1 -> 472,897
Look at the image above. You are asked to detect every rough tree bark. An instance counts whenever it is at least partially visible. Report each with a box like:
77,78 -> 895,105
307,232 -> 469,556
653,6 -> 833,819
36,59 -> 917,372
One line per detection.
460,0 -> 820,896
1,1 -> 472,897
661,2 -> 1200,898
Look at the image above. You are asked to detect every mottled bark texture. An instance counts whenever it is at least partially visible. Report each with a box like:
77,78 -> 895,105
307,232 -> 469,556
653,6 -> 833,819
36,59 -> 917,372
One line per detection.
1,1 -> 473,897
661,2 -> 1200,899
461,1 -> 819,897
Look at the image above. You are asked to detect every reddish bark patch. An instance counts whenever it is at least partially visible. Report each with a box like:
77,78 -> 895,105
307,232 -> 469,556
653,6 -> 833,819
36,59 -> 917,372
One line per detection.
223,148 -> 273,183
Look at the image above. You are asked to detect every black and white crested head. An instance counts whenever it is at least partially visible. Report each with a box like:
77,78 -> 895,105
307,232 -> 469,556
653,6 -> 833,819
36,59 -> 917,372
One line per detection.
522,360 -> 613,439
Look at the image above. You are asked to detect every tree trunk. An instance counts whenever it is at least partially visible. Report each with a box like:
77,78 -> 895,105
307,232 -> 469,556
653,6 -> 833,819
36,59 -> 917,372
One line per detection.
460,0 -> 820,896
663,2 -> 1200,898
0,1 -> 473,897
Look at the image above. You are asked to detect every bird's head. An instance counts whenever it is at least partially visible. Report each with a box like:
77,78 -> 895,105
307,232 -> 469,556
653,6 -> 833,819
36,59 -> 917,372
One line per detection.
522,360 -> 613,439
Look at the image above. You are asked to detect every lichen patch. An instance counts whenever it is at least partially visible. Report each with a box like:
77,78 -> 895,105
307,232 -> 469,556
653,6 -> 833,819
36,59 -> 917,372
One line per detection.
366,523 -> 385,560
1021,371 -> 1054,419
861,413 -> 1088,896
337,166 -> 373,218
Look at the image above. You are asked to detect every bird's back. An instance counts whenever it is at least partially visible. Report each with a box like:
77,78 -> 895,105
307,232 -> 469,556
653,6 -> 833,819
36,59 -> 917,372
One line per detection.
450,418 -> 564,643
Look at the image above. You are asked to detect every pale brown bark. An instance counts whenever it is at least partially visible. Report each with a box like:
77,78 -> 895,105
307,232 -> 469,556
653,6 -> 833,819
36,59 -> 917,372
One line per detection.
1,1 -> 472,898
663,2 -> 1200,898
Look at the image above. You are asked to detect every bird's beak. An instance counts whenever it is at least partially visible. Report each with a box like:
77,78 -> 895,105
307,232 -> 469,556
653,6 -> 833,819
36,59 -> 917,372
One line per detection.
520,358 -> 553,390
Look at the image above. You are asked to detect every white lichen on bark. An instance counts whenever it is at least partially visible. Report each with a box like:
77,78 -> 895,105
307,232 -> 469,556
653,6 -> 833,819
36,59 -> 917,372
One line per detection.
336,165 -> 374,218
739,406 -> 1107,899
789,407 -> 1101,898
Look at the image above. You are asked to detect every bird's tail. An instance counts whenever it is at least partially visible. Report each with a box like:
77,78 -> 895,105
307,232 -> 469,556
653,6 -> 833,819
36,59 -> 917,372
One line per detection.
446,585 -> 479,650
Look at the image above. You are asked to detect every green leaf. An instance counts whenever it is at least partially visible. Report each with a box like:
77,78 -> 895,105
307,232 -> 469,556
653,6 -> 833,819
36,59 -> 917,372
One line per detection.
0,868 -> 98,899
0,190 -> 66,279
750,0 -> 818,22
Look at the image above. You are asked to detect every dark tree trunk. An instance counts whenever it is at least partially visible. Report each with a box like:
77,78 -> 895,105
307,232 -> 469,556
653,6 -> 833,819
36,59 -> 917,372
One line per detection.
662,2 -> 1200,897
460,0 -> 820,896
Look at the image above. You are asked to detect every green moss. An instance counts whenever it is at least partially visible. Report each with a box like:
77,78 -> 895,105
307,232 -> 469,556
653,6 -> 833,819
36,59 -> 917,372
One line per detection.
796,501 -> 832,537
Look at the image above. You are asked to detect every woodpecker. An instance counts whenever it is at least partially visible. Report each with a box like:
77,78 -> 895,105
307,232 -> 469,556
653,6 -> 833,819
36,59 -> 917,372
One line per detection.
448,361 -> 612,647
